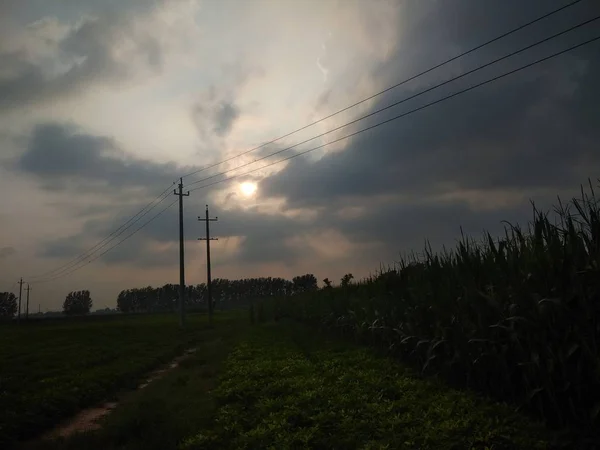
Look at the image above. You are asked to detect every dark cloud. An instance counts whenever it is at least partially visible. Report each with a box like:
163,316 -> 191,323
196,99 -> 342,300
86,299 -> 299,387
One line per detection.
117,204 -> 308,266
0,247 -> 17,259
39,184 -> 573,274
39,194 -> 314,268
213,102 -> 240,136
261,0 -> 600,210
191,62 -> 264,146
192,97 -> 241,145
42,236 -> 87,259
0,7 -> 163,111
14,123 -> 193,192
97,239 -> 178,269
30,0 -> 600,277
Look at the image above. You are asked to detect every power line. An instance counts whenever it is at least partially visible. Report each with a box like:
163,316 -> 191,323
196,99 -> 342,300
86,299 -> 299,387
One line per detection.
19,1 -> 591,283
30,192 -> 173,281
180,0 -> 584,181
188,34 -> 600,194
28,184 -> 175,281
28,183 -> 175,280
185,15 -> 599,189
32,198 -> 178,284
32,198 -> 179,284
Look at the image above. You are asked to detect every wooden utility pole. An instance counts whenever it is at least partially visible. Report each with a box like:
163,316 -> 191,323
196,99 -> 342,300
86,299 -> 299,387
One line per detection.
25,283 -> 31,319
17,278 -> 23,324
174,178 -> 189,328
198,205 -> 218,326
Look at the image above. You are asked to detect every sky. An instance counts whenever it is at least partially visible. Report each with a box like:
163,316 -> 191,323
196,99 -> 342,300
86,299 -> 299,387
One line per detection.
1,0 -> 599,311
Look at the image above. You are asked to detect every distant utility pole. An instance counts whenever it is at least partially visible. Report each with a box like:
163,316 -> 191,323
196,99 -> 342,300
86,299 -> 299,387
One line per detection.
25,283 -> 31,319
17,278 -> 23,324
198,205 -> 218,326
174,177 -> 189,329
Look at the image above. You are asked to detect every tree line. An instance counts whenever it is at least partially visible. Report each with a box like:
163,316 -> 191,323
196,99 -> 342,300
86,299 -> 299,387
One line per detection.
0,290 -> 94,318
116,274 -> 320,313
0,272 -> 354,318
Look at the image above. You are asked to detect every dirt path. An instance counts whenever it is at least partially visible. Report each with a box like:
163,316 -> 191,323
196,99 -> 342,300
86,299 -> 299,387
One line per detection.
34,348 -> 198,442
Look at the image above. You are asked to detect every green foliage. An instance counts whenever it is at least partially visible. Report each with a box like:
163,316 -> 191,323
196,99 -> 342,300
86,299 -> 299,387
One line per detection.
292,274 -> 318,293
249,303 -> 255,324
27,313 -> 247,450
117,285 -> 176,313
0,291 -> 17,318
117,278 -> 296,313
62,290 -> 92,315
0,314 -> 213,448
341,273 -> 354,287
257,302 -> 265,324
259,184 -> 600,434
183,324 -> 551,449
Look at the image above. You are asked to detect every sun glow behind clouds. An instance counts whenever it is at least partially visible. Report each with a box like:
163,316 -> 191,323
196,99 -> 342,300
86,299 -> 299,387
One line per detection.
240,182 -> 257,197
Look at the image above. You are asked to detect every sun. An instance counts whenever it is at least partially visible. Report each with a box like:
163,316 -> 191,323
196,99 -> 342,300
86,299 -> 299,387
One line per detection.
240,182 -> 257,197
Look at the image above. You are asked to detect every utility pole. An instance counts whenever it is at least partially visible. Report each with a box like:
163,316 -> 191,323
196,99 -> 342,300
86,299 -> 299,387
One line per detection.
174,177 -> 189,329
25,283 -> 31,319
198,205 -> 218,326
17,278 -> 24,324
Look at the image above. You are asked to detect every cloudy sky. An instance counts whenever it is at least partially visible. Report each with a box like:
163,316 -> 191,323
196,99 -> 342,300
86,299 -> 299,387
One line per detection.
1,0 -> 599,311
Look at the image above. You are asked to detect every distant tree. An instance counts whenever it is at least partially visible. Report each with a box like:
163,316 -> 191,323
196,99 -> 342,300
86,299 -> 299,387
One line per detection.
63,290 -> 92,315
114,276 -> 299,315
340,273 -> 354,287
0,292 -> 17,318
292,274 -> 318,294
117,289 -> 132,312
322,278 -> 333,289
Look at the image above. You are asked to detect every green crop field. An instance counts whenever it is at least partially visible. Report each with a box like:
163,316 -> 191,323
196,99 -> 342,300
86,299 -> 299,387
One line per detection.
183,323 -> 551,450
0,313 -> 231,449
19,318 -> 555,450
255,187 -> 600,447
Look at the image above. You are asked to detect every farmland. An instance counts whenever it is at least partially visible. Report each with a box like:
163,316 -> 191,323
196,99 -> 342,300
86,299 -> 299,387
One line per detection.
13,318 -> 555,450
0,313 -> 238,449
3,187 -> 600,448
258,186 -> 600,443
183,323 -> 551,449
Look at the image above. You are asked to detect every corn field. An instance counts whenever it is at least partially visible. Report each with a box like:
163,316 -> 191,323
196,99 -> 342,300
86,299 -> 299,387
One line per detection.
260,182 -> 600,431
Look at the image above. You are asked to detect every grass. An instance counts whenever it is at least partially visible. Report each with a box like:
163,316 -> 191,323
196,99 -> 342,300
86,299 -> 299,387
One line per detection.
23,312 -> 247,450
0,312 -> 225,448
183,322 -> 552,449
259,184 -> 600,440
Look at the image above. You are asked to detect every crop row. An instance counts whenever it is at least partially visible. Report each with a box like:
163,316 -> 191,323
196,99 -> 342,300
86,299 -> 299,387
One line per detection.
0,314 -> 209,448
183,323 -> 550,449
260,184 -> 600,436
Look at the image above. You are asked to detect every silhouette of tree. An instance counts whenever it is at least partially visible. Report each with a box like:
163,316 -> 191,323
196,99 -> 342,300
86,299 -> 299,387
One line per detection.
0,292 -> 17,318
63,290 -> 92,315
340,273 -> 354,287
292,274 -> 318,294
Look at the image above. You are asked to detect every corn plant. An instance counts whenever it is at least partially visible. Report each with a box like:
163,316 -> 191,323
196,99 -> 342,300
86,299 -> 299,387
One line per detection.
259,181 -> 600,431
